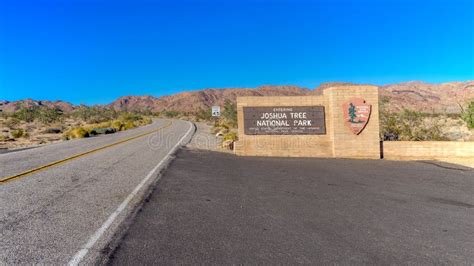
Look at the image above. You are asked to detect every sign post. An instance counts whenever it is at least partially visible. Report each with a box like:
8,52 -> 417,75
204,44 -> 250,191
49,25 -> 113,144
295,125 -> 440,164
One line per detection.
212,106 -> 221,117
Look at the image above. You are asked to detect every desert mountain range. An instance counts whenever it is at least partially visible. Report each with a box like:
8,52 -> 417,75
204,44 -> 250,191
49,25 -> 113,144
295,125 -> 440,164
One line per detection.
1,81 -> 473,114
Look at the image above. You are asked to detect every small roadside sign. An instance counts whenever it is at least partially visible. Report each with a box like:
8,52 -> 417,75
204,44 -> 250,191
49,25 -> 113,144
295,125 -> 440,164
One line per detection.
212,106 -> 221,117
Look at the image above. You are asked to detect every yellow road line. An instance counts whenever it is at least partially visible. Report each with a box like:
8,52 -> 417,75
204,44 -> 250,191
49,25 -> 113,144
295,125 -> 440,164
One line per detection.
0,120 -> 173,184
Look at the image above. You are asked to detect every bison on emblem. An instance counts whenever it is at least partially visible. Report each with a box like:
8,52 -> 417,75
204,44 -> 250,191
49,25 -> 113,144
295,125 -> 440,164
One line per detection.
342,98 -> 372,135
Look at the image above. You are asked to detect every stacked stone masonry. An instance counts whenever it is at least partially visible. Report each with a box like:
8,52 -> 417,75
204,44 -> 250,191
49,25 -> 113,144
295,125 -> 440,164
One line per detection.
234,86 -> 381,159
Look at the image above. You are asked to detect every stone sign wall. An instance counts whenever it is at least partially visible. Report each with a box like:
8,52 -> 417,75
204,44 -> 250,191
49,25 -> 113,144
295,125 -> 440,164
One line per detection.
234,85 -> 380,159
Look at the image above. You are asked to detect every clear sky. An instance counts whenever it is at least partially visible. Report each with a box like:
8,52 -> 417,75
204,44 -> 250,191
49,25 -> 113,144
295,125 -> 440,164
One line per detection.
1,0 -> 473,104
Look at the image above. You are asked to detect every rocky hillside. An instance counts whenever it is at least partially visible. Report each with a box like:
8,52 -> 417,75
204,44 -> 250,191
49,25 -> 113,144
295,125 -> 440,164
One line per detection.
2,81 -> 473,114
109,81 -> 474,114
379,81 -> 474,113
109,85 -> 310,113
0,99 -> 75,113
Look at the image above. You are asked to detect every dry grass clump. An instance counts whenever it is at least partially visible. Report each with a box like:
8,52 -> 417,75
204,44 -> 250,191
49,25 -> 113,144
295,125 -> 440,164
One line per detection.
11,129 -> 26,138
63,116 -> 152,140
223,132 -> 237,141
0,106 -> 154,149
64,127 -> 89,139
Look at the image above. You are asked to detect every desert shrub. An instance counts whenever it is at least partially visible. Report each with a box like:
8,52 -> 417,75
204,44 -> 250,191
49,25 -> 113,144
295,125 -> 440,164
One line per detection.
195,108 -> 212,121
223,132 -> 238,141
37,107 -> 63,124
380,109 -> 447,141
11,129 -> 25,138
12,106 -> 63,124
111,120 -> 124,131
63,113 -> 151,141
142,117 -> 152,124
13,107 -> 38,122
221,100 -> 237,128
117,114 -> 151,129
0,111 -> 8,119
163,111 -> 180,118
119,112 -> 142,122
4,117 -> 20,129
43,128 -> 62,134
72,106 -> 119,124
211,126 -> 221,134
122,121 -> 136,130
380,111 -> 400,140
63,127 -> 89,139
461,101 -> 474,129
137,107 -> 154,116
12,106 -> 62,124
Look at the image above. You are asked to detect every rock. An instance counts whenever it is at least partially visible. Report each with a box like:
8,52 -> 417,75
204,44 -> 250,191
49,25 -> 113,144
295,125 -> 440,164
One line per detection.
222,140 -> 234,150
43,128 -> 62,134
90,127 -> 116,135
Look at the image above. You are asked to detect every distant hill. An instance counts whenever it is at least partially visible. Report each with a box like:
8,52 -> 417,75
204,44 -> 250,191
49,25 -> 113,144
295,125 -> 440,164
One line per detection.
379,81 -> 474,113
108,85 -> 310,113
109,81 -> 474,114
2,81 -> 473,114
0,99 -> 75,113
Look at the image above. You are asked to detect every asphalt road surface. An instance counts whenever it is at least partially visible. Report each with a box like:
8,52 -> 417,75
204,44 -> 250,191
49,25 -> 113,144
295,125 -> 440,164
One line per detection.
0,119 -> 194,264
109,148 -> 474,265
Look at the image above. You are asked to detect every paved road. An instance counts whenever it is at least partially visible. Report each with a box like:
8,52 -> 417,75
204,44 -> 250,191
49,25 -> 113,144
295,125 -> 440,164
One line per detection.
109,148 -> 474,265
0,119 -> 194,264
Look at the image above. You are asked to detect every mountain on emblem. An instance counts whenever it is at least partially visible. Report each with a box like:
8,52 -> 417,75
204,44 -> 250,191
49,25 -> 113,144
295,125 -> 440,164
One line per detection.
342,98 -> 372,135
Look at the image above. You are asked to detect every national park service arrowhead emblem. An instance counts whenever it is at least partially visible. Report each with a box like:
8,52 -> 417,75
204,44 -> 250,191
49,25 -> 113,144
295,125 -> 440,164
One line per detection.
343,98 -> 372,135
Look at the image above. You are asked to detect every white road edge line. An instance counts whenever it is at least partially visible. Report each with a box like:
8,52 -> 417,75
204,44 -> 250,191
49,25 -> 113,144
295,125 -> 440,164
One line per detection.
68,121 -> 194,266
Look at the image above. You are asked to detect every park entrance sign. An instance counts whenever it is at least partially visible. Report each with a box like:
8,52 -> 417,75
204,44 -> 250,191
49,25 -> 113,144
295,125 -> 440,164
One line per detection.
243,106 -> 326,135
234,85 -> 381,159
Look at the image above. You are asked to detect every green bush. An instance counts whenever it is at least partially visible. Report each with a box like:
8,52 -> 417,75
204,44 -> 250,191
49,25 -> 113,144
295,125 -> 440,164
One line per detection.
11,129 -> 25,138
13,107 -> 38,122
163,111 -> 180,118
461,101 -> 474,129
13,106 -> 62,124
4,118 -> 20,129
195,108 -> 212,121
37,107 -> 63,124
72,106 -> 119,124
380,109 -> 447,141
221,100 -> 237,128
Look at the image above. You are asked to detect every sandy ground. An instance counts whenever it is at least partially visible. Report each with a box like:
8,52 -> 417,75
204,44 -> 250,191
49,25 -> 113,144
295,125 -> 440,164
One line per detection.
187,122 -> 233,153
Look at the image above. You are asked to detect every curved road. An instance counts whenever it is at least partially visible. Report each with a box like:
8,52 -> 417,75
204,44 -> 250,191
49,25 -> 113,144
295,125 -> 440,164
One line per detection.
0,119 -> 194,264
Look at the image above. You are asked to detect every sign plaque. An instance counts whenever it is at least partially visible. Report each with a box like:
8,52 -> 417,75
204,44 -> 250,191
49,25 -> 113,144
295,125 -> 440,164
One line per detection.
243,106 -> 326,135
342,98 -> 372,135
211,106 -> 221,117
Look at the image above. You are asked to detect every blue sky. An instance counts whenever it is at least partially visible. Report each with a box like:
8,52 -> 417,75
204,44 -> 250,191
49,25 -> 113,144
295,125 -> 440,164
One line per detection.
1,0 -> 473,104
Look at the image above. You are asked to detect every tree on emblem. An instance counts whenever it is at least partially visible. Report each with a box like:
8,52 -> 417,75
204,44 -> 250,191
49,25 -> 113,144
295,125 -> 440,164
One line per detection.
348,103 -> 357,122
